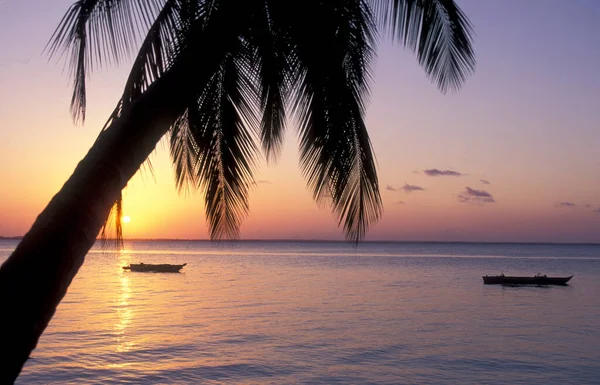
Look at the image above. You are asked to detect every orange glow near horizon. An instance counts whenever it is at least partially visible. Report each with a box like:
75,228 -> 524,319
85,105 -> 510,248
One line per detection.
1,142 -> 599,243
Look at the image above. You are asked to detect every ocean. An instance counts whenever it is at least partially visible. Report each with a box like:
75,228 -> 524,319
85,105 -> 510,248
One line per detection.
1,240 -> 599,384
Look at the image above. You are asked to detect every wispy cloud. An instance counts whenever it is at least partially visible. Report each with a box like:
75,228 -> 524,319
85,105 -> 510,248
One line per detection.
556,202 -> 576,208
412,170 -> 421,174
480,179 -> 491,185
458,187 -> 495,204
387,184 -> 425,193
396,201 -> 406,205
402,184 -> 425,193
583,204 -> 591,208
424,169 -> 463,177
594,207 -> 600,213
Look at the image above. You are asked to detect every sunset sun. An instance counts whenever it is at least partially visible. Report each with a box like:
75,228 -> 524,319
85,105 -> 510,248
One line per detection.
122,216 -> 131,224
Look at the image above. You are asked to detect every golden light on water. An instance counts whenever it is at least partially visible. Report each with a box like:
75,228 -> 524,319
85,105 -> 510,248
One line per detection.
115,254 -> 134,353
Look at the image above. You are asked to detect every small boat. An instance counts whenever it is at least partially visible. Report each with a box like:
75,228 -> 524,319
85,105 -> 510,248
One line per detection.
482,273 -> 573,286
123,263 -> 187,273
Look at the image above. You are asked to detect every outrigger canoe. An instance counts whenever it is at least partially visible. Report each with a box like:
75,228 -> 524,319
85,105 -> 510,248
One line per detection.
123,263 -> 187,273
483,274 -> 573,285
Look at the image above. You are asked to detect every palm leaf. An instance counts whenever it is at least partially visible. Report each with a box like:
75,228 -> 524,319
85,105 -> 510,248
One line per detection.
243,1 -> 294,163
288,0 -> 382,242
115,0 -> 187,112
99,192 -> 124,248
169,40 -> 259,239
371,0 -> 475,92
170,110 -> 200,195
46,0 -> 170,123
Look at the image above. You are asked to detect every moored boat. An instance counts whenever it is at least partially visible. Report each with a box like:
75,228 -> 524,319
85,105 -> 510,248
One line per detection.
123,263 -> 187,273
482,273 -> 573,285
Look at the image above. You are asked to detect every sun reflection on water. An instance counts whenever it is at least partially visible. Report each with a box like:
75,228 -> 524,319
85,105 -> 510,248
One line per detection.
115,252 -> 134,353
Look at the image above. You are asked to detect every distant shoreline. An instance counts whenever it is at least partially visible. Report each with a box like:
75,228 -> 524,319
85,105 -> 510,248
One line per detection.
1,236 -> 598,246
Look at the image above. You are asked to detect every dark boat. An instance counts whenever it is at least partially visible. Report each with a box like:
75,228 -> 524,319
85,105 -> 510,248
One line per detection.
482,273 -> 573,286
123,263 -> 187,273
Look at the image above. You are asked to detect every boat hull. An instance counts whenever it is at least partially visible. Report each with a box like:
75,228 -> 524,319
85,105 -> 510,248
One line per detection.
123,263 -> 187,273
482,275 -> 573,285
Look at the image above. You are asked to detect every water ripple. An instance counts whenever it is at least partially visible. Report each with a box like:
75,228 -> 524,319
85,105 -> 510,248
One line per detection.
1,240 -> 597,384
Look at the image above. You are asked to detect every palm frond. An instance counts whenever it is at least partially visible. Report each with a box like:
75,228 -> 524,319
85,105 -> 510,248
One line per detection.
200,57 -> 258,240
170,110 -> 200,195
117,0 -> 188,110
106,0 -> 238,130
289,0 -> 382,242
46,0 -> 167,123
99,192 -> 124,249
244,1 -> 294,163
169,41 -> 259,239
371,0 -> 475,92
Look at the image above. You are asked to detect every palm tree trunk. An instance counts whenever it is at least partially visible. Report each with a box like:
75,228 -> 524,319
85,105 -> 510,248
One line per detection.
0,67 -> 190,383
0,2 -> 248,378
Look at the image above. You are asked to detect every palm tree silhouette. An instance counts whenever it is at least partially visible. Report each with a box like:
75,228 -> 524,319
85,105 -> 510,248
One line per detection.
0,0 -> 475,381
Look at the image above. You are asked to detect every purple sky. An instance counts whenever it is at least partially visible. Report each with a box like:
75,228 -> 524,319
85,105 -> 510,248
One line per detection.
0,0 -> 599,242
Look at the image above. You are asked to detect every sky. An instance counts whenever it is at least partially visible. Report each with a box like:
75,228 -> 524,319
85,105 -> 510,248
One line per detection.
0,0 -> 599,243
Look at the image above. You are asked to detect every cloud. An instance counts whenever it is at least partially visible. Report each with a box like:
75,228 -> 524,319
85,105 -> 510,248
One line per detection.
424,169 -> 463,177
458,187 -> 495,204
594,207 -> 600,213
583,204 -> 591,208
555,202 -> 576,208
396,201 -> 406,205
480,179 -> 491,185
387,184 -> 425,193
402,184 -> 425,193
412,170 -> 421,174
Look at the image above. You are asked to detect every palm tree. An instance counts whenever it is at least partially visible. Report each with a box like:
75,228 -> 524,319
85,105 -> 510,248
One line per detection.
0,0 -> 474,382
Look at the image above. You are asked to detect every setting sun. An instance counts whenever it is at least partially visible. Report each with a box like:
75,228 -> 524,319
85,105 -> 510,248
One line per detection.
122,216 -> 131,224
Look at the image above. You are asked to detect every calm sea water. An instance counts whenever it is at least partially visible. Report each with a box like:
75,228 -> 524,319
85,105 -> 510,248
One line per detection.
1,240 -> 599,384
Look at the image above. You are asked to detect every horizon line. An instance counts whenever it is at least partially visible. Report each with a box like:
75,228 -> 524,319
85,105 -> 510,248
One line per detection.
2,235 -> 598,246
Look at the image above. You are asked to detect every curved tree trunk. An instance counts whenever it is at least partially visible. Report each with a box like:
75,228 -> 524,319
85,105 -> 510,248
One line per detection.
0,5 -> 246,380
0,68 -> 189,383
